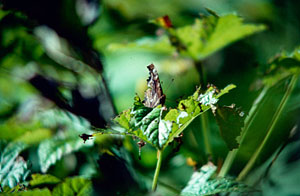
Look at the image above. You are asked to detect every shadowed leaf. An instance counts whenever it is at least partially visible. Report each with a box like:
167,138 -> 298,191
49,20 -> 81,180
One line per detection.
214,104 -> 245,150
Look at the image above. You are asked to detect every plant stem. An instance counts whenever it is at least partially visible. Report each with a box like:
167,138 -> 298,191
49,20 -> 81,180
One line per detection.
195,60 -> 213,159
140,172 -> 181,194
201,114 -> 213,158
152,149 -> 163,191
196,60 -> 206,88
237,75 -> 298,181
218,86 -> 269,177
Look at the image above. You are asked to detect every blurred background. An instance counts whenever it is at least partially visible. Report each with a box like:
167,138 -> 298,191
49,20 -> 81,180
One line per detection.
1,0 -> 300,195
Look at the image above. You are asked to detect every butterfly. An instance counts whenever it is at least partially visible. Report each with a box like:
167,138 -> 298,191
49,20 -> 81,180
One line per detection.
143,64 -> 166,108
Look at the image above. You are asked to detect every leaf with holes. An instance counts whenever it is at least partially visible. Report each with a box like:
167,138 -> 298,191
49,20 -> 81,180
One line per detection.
162,84 -> 236,149
114,84 -> 236,149
213,104 -> 245,150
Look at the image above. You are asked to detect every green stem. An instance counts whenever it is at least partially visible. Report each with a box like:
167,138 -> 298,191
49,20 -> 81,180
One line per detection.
196,61 -> 206,88
140,172 -> 181,194
201,113 -> 213,158
237,75 -> 298,181
195,60 -> 213,159
218,86 -> 269,177
152,149 -> 163,191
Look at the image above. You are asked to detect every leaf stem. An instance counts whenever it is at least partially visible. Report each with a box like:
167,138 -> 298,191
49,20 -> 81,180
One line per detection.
152,149 -> 163,191
237,74 -> 298,181
195,60 -> 206,88
201,114 -> 213,158
195,60 -> 213,159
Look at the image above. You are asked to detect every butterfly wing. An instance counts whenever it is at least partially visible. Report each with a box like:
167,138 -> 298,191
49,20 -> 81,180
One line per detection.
143,64 -> 165,108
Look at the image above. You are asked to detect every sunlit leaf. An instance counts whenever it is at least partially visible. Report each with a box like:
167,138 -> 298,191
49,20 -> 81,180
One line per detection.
107,36 -> 175,54
15,128 -> 52,145
29,173 -> 61,187
52,177 -> 92,196
0,141 -> 30,188
113,109 -> 132,130
172,14 -> 265,60
108,14 -> 265,60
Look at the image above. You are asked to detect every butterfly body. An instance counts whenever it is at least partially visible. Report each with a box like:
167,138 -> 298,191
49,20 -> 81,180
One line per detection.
143,64 -> 165,108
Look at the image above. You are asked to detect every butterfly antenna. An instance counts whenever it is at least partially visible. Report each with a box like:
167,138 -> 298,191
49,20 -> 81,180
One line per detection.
163,78 -> 178,104
164,78 -> 174,94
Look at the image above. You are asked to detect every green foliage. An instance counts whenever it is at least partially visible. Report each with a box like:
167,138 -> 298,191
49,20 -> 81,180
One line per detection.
263,47 -> 300,86
1,188 -> 52,196
220,50 -> 300,179
114,85 -> 236,149
171,14 -> 265,60
108,13 -> 265,61
15,128 -> 52,145
37,109 -> 94,173
52,177 -> 92,196
29,174 -> 61,187
0,141 -> 30,188
181,162 -> 247,196
37,109 -> 91,133
107,36 -> 175,54
38,135 -> 93,173
1,1 -> 300,195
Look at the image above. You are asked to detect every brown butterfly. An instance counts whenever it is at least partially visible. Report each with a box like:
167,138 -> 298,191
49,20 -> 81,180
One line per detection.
143,64 -> 166,108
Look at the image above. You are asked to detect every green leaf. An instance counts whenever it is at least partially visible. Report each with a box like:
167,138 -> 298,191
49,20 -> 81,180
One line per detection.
107,36 -> 175,54
0,188 -> 52,196
14,128 -> 52,145
263,47 -> 300,86
113,109 -> 132,130
173,14 -> 266,60
52,177 -> 92,196
131,95 -> 169,148
36,109 -> 94,173
106,14 -> 264,60
162,85 -> 236,149
216,84 -> 237,98
220,75 -> 299,178
38,135 -> 93,173
38,109 -> 91,133
220,47 -> 300,178
0,141 -> 30,188
214,104 -> 245,150
29,174 -> 61,187
114,85 -> 236,149
181,162 -> 247,196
